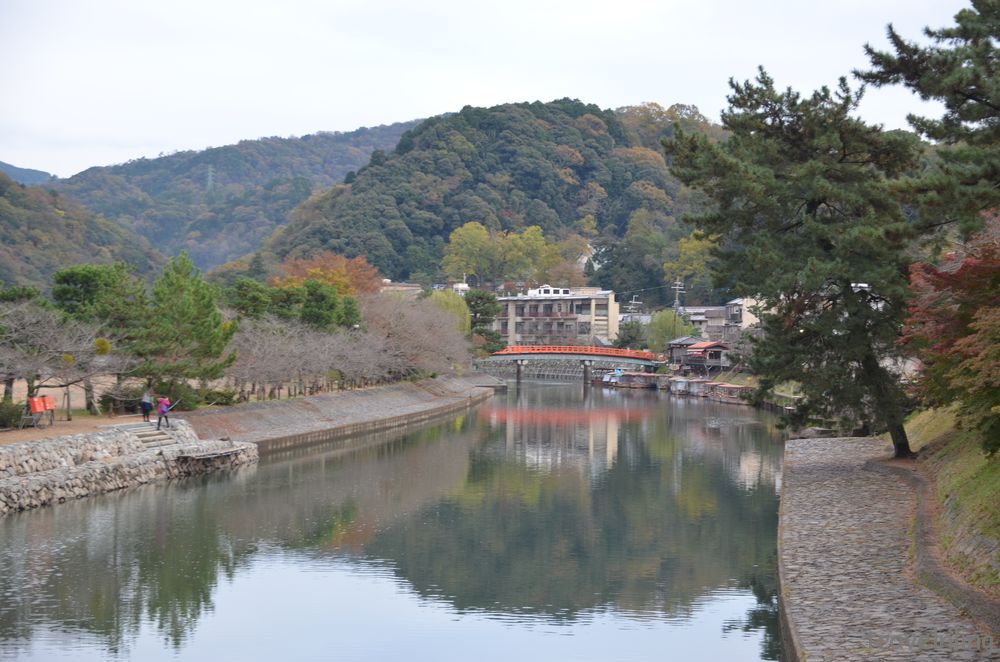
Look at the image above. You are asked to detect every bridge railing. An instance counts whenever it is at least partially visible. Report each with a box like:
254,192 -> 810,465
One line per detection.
492,345 -> 658,361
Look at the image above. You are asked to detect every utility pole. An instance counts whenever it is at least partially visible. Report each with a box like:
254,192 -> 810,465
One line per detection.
626,295 -> 643,322
671,280 -> 685,314
670,279 -> 685,347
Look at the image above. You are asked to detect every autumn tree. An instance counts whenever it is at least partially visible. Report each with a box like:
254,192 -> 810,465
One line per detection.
903,216 -> 1000,452
271,251 -> 382,295
667,70 -> 921,457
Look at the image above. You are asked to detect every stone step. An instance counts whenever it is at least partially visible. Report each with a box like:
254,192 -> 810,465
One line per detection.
108,423 -> 176,446
141,440 -> 175,448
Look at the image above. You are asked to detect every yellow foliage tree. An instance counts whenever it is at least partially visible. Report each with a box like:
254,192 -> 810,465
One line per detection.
271,251 -> 382,295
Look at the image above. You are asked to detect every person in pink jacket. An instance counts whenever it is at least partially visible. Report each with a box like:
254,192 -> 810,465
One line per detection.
156,396 -> 171,430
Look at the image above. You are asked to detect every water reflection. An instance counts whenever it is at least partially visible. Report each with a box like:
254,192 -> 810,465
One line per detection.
0,384 -> 785,661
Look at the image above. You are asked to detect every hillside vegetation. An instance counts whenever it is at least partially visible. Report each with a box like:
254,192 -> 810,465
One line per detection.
0,160 -> 53,186
904,409 -> 999,598
0,173 -> 163,287
259,100 -> 719,295
53,121 -> 420,269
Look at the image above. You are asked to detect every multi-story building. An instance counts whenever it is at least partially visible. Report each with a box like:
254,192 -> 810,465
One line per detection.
680,297 -> 760,343
494,285 -> 619,346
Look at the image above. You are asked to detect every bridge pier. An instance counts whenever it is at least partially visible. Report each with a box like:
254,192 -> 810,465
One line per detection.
516,359 -> 526,384
581,359 -> 593,387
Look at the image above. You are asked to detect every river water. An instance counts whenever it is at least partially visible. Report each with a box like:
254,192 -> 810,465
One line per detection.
0,383 -> 785,661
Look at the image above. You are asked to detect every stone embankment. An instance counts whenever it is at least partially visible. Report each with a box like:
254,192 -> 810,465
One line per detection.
0,375 -> 498,517
177,375 -> 499,454
0,420 -> 257,517
779,437 -> 1000,661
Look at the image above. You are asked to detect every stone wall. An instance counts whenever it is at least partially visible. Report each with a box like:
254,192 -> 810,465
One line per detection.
0,420 -> 257,517
0,376 -> 500,517
177,375 -> 498,454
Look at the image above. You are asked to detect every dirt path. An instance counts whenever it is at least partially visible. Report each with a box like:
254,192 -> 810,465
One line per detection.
0,413 -> 146,446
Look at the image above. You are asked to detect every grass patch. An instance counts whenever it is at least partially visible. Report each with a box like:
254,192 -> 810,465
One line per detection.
903,408 -> 1000,596
712,372 -> 757,386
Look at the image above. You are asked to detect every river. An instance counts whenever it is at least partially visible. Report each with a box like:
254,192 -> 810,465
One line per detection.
0,383 -> 786,661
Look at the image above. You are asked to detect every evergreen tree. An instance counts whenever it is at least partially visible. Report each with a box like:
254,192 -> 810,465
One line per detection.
138,253 -> 236,383
858,0 -> 999,237
464,289 -> 501,334
51,263 -> 148,349
339,295 -> 361,329
614,321 -> 646,350
299,280 -> 340,330
223,277 -> 272,319
666,70 -> 920,457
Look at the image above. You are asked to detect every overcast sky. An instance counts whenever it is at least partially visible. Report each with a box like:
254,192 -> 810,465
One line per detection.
2,0 -> 968,178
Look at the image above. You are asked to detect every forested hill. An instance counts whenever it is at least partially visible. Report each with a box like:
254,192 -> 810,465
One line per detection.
52,121 -> 421,269
0,173 -> 164,288
261,100 -> 720,298
0,161 -> 53,186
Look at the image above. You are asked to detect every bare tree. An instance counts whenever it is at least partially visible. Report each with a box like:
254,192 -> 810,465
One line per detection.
0,301 -> 126,419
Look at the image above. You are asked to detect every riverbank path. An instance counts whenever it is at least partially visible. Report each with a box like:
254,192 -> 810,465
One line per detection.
0,413 -> 144,446
779,437 -> 999,661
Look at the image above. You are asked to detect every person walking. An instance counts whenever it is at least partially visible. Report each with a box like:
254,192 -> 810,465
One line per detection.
156,396 -> 171,430
140,388 -> 154,423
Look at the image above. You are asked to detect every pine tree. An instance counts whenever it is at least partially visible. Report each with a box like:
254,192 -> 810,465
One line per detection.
858,0 -> 999,237
666,70 -> 921,457
138,253 -> 236,383
51,262 -> 148,353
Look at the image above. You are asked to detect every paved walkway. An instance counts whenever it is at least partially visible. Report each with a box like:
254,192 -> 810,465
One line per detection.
779,437 -> 1000,661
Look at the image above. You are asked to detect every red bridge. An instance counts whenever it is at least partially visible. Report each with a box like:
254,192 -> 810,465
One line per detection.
492,345 -> 659,362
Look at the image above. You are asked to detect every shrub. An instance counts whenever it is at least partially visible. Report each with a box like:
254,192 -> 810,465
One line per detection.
0,400 -> 24,428
200,388 -> 236,406
99,385 -> 145,414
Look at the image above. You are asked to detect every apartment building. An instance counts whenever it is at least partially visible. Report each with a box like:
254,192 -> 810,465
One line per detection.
494,285 -> 619,346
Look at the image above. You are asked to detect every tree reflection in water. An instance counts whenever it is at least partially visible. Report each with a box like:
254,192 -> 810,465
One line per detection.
365,390 -> 784,659
0,385 -> 784,660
